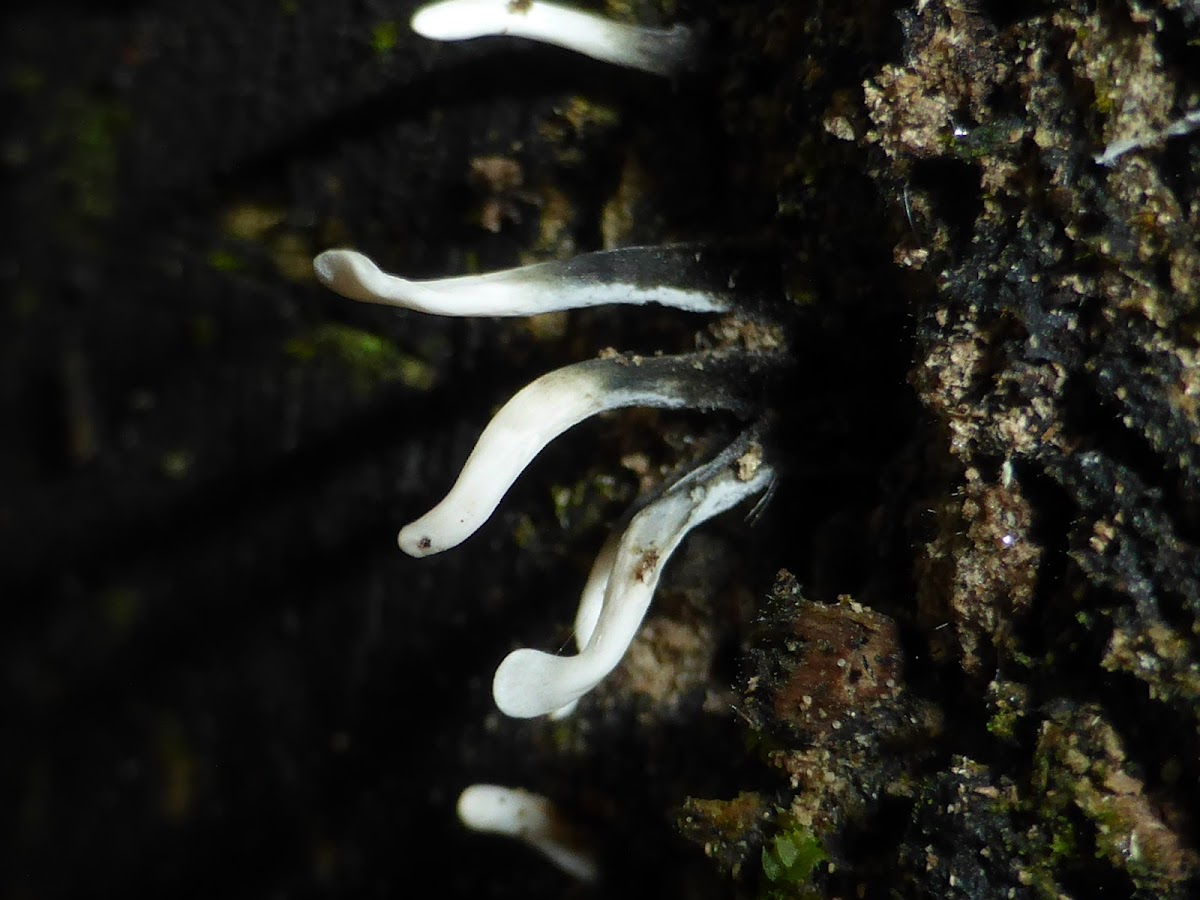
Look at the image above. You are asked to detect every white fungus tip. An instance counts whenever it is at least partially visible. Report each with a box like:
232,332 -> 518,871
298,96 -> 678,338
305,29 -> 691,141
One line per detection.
457,784 -> 598,882
412,1 -> 510,40
312,249 -> 389,304
493,648 -> 583,718
397,524 -> 435,558
457,784 -> 544,836
409,0 -> 696,78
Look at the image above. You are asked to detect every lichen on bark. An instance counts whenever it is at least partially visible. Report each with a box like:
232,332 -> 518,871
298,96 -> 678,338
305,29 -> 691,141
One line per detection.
682,0 -> 1200,896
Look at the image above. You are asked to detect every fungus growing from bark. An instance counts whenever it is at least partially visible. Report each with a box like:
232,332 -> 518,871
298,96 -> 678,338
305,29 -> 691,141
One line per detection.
313,245 -> 787,716
306,0 -> 799,885
493,426 -> 774,718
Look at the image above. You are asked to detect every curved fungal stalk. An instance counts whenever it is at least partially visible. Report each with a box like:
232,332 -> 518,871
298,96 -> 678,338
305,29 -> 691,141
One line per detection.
492,429 -> 774,718
312,245 -> 751,316
457,784 -> 598,882
398,350 -> 779,558
546,529 -> 621,719
551,459 -> 708,719
410,0 -> 697,78
572,527 -> 621,652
